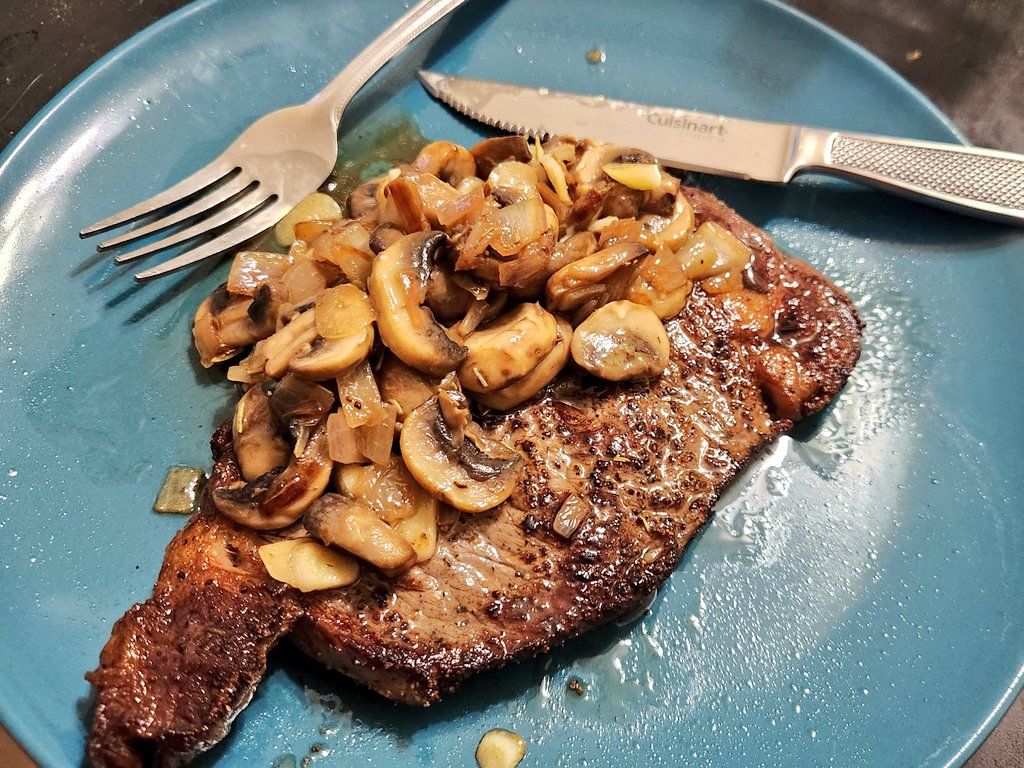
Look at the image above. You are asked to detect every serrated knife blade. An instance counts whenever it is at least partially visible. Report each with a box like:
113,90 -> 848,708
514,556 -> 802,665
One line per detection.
418,70 -> 1024,224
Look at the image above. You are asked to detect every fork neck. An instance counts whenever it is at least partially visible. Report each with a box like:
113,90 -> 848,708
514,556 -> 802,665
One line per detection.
310,0 -> 470,127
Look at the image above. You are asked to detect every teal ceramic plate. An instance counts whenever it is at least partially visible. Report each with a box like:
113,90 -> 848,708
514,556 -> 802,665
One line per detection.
1,0 -> 1022,765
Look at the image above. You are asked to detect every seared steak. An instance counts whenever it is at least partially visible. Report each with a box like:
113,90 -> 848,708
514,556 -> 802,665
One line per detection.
87,187 -> 861,766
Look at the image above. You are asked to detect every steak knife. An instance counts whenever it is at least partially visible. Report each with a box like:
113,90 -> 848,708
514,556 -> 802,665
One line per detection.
418,70 -> 1024,224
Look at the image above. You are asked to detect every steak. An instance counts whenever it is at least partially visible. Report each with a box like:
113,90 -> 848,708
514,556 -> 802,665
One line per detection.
86,187 -> 861,767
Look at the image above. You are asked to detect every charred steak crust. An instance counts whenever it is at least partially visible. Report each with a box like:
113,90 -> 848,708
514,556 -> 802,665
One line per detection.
85,428 -> 302,768
86,186 -> 862,765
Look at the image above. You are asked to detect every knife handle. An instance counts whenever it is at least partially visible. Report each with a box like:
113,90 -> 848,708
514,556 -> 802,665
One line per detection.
812,132 -> 1024,224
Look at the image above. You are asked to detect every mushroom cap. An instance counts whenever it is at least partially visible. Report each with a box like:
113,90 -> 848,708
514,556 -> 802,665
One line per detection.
457,303 -> 559,393
570,300 -> 671,381
288,327 -> 374,381
213,423 -> 333,530
474,315 -> 573,410
368,230 -> 468,377
232,384 -> 290,482
305,492 -> 417,574
399,396 -> 521,513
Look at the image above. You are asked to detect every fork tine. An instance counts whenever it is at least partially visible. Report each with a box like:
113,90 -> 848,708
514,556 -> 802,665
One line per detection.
97,174 -> 254,249
113,187 -> 270,264
80,161 -> 238,237
133,200 -> 292,281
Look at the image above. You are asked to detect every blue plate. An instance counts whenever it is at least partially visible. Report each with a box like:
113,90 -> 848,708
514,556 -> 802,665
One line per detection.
1,0 -> 1022,765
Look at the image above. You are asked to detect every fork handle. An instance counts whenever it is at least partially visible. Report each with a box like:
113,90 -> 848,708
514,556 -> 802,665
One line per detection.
312,0 -> 470,125
798,130 -> 1024,224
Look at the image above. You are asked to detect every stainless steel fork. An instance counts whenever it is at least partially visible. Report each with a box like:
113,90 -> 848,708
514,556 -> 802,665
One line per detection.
80,0 -> 469,280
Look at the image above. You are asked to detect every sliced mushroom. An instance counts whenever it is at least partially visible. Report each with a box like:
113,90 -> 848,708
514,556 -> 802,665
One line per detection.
368,222 -> 405,254
469,135 -> 533,178
400,378 -> 521,512
457,303 -> 559,393
411,140 -> 476,186
570,300 -> 671,381
425,261 -> 477,323
545,241 -> 649,318
305,492 -> 417,574
377,354 -> 440,422
193,283 -> 278,367
572,142 -> 656,188
258,538 -> 360,592
367,230 -> 468,376
213,422 -> 333,530
262,306 -> 318,378
233,384 -> 290,482
474,315 -> 572,410
289,329 -> 374,381
334,455 -> 439,561
285,286 -> 375,380
346,178 -> 382,219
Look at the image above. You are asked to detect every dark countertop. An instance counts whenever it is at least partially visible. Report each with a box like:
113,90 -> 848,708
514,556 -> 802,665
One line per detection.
0,1 -> 1021,766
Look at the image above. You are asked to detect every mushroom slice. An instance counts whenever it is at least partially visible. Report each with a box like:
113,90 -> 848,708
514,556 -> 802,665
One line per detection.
263,307 -> 318,378
377,354 -> 440,423
288,328 -> 373,381
233,384 -> 290,482
425,261 -> 477,323
305,493 -> 417,575
411,140 -> 477,186
545,241 -> 649,316
346,177 -> 383,220
474,316 -> 572,410
469,135 -> 533,178
334,454 -> 439,562
457,303 -> 559,393
368,230 -> 468,376
400,381 -> 522,513
286,286 -> 376,380
368,222 -> 405,255
193,283 -> 278,367
213,422 -> 333,530
570,300 -> 671,381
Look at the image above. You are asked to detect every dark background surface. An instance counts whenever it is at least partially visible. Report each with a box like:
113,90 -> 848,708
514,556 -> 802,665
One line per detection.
0,1 -> 1021,766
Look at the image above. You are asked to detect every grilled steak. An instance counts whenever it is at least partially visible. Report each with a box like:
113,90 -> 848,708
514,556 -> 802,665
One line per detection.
87,186 -> 861,766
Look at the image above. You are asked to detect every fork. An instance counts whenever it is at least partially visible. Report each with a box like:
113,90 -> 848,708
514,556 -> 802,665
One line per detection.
80,0 -> 470,281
